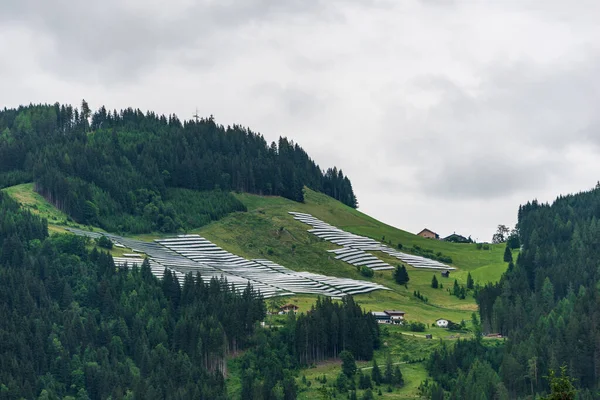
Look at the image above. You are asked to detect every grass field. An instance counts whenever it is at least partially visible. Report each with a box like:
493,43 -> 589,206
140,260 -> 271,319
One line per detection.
2,183 -> 71,225
196,188 -> 510,326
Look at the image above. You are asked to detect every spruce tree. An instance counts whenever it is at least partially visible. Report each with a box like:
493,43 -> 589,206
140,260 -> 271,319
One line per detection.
431,275 -> 439,289
453,279 -> 460,297
541,366 -> 577,400
340,350 -> 357,377
393,265 -> 410,285
371,358 -> 382,385
392,366 -> 404,387
466,272 -> 474,289
503,245 -> 513,263
384,352 -> 393,384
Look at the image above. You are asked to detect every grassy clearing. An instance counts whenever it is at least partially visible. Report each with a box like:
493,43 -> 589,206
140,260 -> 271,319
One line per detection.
2,183 -> 70,225
2,183 -> 101,232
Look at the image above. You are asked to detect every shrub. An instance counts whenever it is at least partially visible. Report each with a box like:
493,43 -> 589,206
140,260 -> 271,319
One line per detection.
96,235 -> 113,249
360,266 -> 374,278
408,321 -> 426,332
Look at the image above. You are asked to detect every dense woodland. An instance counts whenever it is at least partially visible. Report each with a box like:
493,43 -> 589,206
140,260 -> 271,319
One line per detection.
0,190 -> 269,399
0,102 -> 357,233
427,185 -> 600,399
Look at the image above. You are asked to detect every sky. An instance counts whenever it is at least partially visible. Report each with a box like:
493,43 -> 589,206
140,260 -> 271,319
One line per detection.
2,0 -> 599,242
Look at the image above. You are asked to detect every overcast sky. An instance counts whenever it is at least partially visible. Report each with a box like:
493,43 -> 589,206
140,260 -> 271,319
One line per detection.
2,0 -> 600,241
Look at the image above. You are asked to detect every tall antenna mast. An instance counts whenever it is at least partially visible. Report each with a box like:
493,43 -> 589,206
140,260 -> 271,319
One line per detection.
192,107 -> 200,123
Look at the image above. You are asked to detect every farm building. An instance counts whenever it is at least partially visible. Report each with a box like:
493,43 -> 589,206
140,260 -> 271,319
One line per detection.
280,304 -> 299,314
436,319 -> 449,328
371,312 -> 391,324
441,270 -> 450,278
384,310 -> 406,321
443,233 -> 470,243
417,229 -> 439,239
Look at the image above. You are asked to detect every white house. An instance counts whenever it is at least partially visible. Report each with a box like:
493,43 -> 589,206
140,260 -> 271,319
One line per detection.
436,319 -> 449,328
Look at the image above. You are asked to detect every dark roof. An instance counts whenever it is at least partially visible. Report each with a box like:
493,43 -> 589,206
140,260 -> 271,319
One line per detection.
443,233 -> 469,242
371,312 -> 390,318
281,304 -> 299,309
384,310 -> 406,315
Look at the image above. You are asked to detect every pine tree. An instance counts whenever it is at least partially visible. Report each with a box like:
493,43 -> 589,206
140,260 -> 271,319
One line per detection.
340,351 -> 357,377
503,245 -> 513,263
541,366 -> 577,400
431,275 -> 439,289
466,272 -> 474,290
393,265 -> 409,285
392,366 -> 404,387
453,279 -> 460,297
371,358 -> 382,385
384,352 -> 393,384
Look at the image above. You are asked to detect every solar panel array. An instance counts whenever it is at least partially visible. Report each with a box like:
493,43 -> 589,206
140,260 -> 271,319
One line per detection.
67,228 -> 389,298
289,212 -> 455,271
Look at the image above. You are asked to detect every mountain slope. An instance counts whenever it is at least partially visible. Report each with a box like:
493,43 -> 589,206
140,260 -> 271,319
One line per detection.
3,183 -> 508,326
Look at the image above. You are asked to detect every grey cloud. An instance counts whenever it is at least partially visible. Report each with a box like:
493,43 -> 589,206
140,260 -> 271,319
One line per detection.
376,50 -> 600,201
0,0 -> 353,83
418,153 -> 566,199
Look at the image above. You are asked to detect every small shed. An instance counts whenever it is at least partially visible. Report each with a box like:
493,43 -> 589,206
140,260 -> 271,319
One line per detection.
425,334 -> 433,339
441,270 -> 450,278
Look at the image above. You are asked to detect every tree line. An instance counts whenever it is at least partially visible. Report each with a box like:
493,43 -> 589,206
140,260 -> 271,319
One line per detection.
0,102 -> 358,233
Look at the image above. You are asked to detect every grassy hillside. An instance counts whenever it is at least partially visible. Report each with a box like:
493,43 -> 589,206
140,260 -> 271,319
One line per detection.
197,188 -> 510,323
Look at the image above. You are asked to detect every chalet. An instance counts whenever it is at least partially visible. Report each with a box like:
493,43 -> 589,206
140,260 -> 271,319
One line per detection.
443,233 -> 470,243
417,228 -> 439,239
441,270 -> 450,278
436,319 -> 449,328
384,310 -> 406,321
371,311 -> 391,324
279,304 -> 299,314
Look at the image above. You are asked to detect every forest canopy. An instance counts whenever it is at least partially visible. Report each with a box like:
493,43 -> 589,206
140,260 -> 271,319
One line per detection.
0,102 -> 358,233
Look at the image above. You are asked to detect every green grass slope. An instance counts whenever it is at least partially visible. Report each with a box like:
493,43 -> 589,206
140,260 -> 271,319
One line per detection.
196,188 -> 510,325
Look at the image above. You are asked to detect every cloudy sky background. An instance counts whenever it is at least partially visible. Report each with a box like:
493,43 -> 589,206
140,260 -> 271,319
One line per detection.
2,0 -> 599,241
